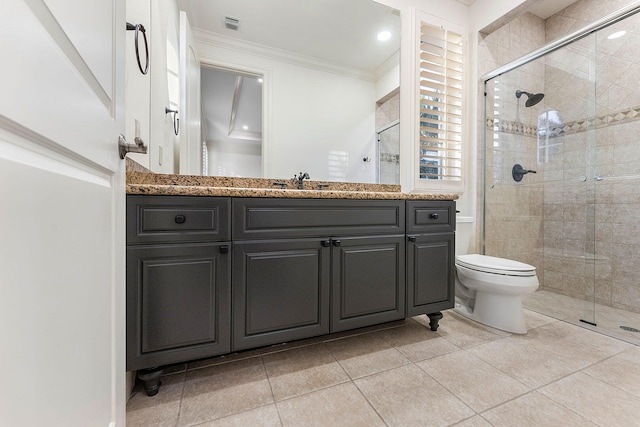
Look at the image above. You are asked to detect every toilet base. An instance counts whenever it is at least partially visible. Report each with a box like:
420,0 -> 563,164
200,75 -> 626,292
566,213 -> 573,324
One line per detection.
454,292 -> 528,334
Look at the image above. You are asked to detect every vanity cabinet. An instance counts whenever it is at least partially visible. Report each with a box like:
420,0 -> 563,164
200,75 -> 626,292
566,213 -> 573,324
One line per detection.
406,201 -> 456,329
232,198 -> 405,350
126,194 -> 455,394
126,196 -> 231,372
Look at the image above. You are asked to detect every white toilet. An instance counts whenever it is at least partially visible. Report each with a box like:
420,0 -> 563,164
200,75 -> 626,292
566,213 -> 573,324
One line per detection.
454,218 -> 539,334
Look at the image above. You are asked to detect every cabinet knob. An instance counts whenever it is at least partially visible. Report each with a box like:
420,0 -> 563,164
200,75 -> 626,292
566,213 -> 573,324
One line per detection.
333,240 -> 341,247
408,236 -> 416,242
321,240 -> 331,247
429,213 -> 439,220
219,245 -> 229,254
175,214 -> 186,224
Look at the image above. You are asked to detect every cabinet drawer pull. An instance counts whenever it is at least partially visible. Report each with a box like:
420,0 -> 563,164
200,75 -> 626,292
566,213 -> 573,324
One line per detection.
429,213 -> 439,220
220,245 -> 229,254
174,215 -> 186,224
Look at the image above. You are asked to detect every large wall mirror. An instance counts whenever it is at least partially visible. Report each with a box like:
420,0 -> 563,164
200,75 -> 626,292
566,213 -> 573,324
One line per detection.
180,0 -> 401,183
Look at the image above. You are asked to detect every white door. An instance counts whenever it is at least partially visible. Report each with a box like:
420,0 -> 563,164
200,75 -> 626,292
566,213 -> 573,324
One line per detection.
179,11 -> 202,175
0,0 -> 126,426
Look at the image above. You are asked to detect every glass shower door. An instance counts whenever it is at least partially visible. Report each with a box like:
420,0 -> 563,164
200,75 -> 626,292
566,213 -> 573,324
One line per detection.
377,121 -> 400,184
482,33 -> 599,327
591,16 -> 640,341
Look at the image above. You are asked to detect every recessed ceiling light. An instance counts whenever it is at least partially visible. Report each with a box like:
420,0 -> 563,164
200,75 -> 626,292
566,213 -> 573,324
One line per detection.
608,30 -> 626,40
377,31 -> 391,41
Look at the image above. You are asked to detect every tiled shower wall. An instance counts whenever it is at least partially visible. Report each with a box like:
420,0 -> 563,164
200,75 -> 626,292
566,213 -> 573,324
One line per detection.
478,0 -> 640,314
477,12 -> 546,282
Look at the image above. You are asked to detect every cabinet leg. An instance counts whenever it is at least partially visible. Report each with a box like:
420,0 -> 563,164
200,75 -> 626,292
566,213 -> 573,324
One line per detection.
427,312 -> 443,331
137,367 -> 164,396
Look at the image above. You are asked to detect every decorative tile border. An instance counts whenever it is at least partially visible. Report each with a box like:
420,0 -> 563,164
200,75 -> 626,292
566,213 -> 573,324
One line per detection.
487,105 -> 640,137
380,152 -> 400,163
486,118 -> 538,137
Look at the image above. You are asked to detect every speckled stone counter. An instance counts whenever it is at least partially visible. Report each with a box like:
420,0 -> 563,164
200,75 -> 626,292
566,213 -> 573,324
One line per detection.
126,171 -> 458,201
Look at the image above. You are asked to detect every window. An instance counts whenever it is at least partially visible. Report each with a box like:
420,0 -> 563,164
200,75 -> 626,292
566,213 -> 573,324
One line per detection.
417,19 -> 463,189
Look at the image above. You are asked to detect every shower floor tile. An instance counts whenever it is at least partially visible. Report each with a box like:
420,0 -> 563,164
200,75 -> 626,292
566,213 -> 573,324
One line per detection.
525,289 -> 640,344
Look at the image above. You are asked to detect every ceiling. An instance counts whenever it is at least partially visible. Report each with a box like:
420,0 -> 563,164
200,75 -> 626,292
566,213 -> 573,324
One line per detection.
180,0 -> 401,74
456,0 -> 579,19
528,0 -> 578,19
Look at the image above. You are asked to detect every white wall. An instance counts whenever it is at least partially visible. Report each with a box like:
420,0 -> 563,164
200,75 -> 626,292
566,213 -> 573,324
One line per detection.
376,62 -> 400,101
149,0 -> 182,174
125,0 -> 151,169
208,140 -> 262,177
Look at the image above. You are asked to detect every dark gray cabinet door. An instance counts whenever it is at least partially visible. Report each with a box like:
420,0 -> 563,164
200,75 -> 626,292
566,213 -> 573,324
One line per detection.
126,242 -> 231,371
331,235 -> 406,332
232,239 -> 330,351
406,233 -> 455,317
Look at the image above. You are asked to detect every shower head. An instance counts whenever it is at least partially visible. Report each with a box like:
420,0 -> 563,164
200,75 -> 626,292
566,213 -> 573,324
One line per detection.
516,90 -> 545,107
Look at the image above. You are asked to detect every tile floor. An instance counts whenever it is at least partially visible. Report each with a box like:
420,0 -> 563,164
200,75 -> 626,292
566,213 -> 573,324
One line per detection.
524,290 -> 640,345
126,309 -> 640,426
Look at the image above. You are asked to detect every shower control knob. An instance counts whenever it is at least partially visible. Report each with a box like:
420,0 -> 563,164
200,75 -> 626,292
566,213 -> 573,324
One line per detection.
512,164 -> 537,182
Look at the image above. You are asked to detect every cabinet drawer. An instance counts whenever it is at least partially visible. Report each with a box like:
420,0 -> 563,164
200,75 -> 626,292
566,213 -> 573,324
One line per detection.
406,201 -> 456,234
233,198 -> 405,240
127,196 -> 231,244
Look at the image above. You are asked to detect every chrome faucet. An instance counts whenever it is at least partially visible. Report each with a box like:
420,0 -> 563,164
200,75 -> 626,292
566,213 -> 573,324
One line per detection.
292,172 -> 310,189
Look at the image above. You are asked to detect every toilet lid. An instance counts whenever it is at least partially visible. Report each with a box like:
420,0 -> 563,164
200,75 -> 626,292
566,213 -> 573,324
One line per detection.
456,254 -> 537,276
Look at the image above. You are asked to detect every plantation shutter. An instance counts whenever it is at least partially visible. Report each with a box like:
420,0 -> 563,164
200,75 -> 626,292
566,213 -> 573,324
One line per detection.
419,22 -> 463,184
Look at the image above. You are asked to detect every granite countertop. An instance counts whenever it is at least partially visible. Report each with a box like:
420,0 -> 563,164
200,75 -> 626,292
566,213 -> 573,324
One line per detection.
126,171 -> 458,201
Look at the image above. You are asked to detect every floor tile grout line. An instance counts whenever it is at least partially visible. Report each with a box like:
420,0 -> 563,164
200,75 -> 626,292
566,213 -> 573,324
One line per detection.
412,347 -> 529,417
174,370 -> 187,427
474,389 -> 595,427
573,352 -> 640,399
259,355 -> 286,427
262,340 -> 354,406
465,321 -> 636,426
349,370 -> 397,427
531,377 -> 612,427
409,357 -> 479,420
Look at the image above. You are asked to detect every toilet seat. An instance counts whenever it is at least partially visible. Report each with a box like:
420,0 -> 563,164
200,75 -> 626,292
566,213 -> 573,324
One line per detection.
456,254 -> 536,277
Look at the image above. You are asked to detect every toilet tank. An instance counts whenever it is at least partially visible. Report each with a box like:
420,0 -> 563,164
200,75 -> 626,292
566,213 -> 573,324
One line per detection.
455,216 -> 474,257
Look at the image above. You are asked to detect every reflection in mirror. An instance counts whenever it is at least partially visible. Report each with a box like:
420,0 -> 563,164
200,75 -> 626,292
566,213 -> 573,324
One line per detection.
182,0 -> 400,183
378,119 -> 400,184
201,67 -> 263,177
166,15 -> 180,172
